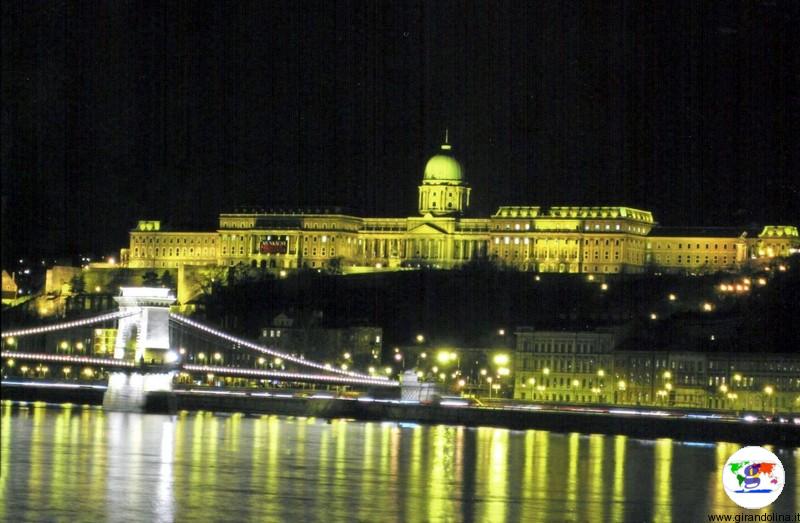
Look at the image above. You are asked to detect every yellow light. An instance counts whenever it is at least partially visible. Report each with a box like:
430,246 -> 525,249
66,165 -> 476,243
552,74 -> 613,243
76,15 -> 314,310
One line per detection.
764,386 -> 774,395
94,286 -> 101,292
416,371 -> 424,378
343,352 -> 351,360
597,369 -> 605,377
179,348 -> 186,355
486,377 -> 493,383
420,352 -> 427,359
340,364 -> 348,370
498,367 -> 510,376
668,294 -> 677,301
663,371 -> 672,380
702,302 -> 713,312
438,373 -> 446,380
719,384 -> 729,393
480,368 -> 487,376
274,357 -> 283,365
384,367 -> 392,375
665,383 -> 673,391
394,353 -> 402,361
83,368 -> 93,377
493,354 -> 510,366
279,270 -> 287,278
437,351 -> 451,364
21,366 -> 28,373
617,380 -> 626,390
571,379 -> 580,387
733,373 -> 742,382
368,366 -> 375,374
757,278 -> 767,286
458,379 -> 466,387
600,283 -> 608,291
543,367 -> 550,375
650,313 -> 658,320
258,357 -> 265,365
75,342 -> 84,350
5,337 -> 15,346
528,377 -> 536,385
587,275 -> 595,281
63,367 -> 71,375
198,352 -> 206,360
213,352 -> 222,361
60,341 -> 69,350
206,373 -> 214,380
416,334 -> 425,343
450,351 -> 457,361
6,359 -> 14,367
498,329 -> 505,336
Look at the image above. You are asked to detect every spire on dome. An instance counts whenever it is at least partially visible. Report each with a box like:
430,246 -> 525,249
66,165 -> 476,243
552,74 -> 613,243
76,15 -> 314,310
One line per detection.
441,129 -> 451,151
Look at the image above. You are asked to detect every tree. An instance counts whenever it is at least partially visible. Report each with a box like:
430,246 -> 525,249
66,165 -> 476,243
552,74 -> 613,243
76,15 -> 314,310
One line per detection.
160,270 -> 175,289
142,271 -> 160,287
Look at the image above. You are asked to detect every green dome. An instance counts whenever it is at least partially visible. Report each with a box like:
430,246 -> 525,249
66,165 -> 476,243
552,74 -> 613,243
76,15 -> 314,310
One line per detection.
423,145 -> 463,184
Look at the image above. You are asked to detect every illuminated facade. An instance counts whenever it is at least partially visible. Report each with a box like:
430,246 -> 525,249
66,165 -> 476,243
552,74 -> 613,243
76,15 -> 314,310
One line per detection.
514,328 -> 800,412
121,142 -> 798,274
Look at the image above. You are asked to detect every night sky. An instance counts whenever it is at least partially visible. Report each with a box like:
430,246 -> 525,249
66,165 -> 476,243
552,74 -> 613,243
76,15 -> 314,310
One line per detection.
2,1 -> 798,264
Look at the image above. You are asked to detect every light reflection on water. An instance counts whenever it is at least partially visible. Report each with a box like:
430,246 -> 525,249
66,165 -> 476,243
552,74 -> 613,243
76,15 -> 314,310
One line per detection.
0,403 -> 797,522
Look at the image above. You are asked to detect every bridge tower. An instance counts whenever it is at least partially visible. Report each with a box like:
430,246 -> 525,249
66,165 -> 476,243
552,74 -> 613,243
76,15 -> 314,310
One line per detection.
113,287 -> 176,363
105,287 -> 177,412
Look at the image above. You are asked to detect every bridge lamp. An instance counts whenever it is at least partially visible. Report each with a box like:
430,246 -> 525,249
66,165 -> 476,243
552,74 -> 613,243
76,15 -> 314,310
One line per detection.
368,366 -> 375,374
340,364 -> 348,371
75,342 -> 84,352
343,352 -> 351,360
63,367 -> 71,376
4,337 -> 15,347
213,352 -> 222,362
83,368 -> 93,378
274,357 -> 283,365
384,367 -> 392,375
60,341 -> 69,351
258,357 -> 266,365
6,359 -> 14,368
198,352 -> 206,362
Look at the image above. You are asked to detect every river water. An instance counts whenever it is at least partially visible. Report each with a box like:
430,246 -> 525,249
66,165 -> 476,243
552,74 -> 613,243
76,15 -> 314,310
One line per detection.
0,403 -> 797,522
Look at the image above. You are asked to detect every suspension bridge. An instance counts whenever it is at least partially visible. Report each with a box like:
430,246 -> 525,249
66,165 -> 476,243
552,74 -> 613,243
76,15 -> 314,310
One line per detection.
1,287 -> 398,411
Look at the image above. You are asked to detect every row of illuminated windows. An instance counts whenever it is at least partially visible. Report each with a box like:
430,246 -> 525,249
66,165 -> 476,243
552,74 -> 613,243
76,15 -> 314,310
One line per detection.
134,236 -> 215,245
708,360 -> 800,373
655,255 -> 730,265
650,242 -> 735,250
302,248 -> 335,257
520,358 -> 610,373
519,340 -> 608,354
133,247 -> 215,258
